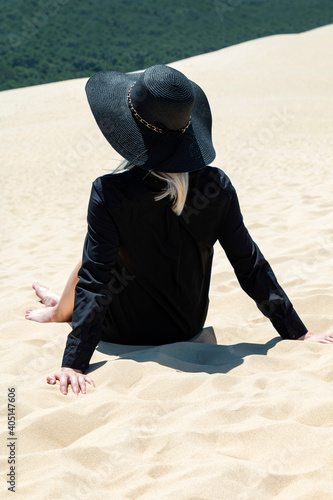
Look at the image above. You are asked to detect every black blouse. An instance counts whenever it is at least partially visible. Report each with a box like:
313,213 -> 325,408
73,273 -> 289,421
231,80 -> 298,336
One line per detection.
61,166 -> 307,372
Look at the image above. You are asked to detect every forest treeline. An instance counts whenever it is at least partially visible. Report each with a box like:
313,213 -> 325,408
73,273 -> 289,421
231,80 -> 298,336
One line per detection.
1,0 -> 332,91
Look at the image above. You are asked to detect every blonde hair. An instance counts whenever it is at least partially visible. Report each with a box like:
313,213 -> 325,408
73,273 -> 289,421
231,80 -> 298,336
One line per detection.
113,160 -> 189,216
151,171 -> 189,216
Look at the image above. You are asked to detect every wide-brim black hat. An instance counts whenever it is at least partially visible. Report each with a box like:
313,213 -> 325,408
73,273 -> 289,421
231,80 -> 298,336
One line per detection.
85,65 -> 215,173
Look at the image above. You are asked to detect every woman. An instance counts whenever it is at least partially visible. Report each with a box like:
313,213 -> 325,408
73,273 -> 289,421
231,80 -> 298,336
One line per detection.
26,65 -> 332,396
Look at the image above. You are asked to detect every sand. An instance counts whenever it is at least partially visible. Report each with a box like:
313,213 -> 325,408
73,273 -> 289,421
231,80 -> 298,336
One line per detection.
1,24 -> 333,499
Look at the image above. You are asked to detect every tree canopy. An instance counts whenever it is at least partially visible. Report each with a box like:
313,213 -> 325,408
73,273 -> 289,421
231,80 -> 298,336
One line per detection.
1,0 -> 332,91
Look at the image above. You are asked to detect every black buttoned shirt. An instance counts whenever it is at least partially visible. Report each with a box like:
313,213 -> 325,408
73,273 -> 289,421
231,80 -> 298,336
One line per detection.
61,166 -> 307,372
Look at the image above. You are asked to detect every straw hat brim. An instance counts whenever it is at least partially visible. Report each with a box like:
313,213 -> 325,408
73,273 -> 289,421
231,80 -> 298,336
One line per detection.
85,68 -> 216,173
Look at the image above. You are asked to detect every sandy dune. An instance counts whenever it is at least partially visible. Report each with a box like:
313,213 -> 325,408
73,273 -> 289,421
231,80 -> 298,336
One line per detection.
1,24 -> 333,499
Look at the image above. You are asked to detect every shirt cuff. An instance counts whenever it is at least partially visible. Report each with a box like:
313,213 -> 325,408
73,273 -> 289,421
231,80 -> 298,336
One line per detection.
61,334 -> 95,373
270,306 -> 308,340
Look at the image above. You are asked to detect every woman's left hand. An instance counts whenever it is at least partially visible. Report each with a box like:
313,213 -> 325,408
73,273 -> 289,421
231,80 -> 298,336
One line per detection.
298,332 -> 333,343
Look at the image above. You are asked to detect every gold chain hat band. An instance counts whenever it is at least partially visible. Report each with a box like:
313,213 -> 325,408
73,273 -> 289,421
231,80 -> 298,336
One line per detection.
127,83 -> 191,134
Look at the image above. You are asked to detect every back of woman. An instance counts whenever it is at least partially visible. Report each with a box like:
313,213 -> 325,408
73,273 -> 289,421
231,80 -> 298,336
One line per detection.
25,64 -> 332,396
78,165 -> 227,347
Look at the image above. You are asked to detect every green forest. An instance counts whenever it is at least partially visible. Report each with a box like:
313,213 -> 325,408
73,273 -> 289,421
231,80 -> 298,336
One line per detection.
1,0 -> 332,91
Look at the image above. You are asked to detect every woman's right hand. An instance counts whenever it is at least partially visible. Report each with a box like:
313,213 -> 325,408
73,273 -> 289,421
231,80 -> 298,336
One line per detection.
298,331 -> 333,343
47,367 -> 95,395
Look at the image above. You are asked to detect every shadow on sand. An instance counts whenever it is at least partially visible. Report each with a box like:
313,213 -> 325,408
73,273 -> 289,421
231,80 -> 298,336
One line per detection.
91,328 -> 282,375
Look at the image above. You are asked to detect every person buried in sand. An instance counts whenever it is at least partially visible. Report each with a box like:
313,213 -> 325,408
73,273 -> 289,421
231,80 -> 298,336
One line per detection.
26,65 -> 333,396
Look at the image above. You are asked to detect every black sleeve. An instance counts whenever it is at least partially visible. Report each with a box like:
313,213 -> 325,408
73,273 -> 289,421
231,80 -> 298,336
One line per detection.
61,180 -> 120,372
218,182 -> 307,340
